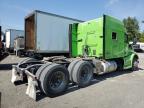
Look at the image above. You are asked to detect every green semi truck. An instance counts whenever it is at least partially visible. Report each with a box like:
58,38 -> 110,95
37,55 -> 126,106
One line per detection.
11,15 -> 138,100
71,15 -> 138,70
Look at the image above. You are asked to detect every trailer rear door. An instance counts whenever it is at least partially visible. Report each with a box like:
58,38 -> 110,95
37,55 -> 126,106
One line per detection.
25,14 -> 35,50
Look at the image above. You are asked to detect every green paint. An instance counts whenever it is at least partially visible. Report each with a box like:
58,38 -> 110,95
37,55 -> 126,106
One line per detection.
72,17 -> 103,57
71,15 -> 138,69
123,50 -> 138,69
104,15 -> 126,59
71,23 -> 78,57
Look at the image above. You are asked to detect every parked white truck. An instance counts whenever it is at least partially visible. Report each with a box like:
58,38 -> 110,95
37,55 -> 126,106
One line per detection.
130,42 -> 144,52
14,36 -> 25,56
5,29 -> 24,52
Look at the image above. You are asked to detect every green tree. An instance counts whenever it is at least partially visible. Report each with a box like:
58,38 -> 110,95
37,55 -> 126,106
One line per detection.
139,32 -> 144,42
123,17 -> 140,41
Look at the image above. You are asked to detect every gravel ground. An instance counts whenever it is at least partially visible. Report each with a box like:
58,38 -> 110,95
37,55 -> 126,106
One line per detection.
0,53 -> 144,108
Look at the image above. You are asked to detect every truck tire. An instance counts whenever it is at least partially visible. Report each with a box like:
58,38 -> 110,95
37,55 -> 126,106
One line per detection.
35,62 -> 52,92
131,57 -> 139,71
39,64 -> 69,96
72,60 -> 93,87
35,62 -> 52,79
68,59 -> 81,81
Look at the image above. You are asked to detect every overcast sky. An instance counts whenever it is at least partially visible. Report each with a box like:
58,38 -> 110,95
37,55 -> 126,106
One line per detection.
0,0 -> 144,31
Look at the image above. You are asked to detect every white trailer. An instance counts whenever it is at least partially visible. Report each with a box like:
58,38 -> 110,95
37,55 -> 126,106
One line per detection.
25,10 -> 83,56
5,29 -> 24,52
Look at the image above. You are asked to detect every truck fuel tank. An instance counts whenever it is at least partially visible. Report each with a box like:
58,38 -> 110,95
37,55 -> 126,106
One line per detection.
93,60 -> 117,75
99,61 -> 117,75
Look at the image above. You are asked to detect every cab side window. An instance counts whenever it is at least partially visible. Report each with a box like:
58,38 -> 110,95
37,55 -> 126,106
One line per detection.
112,32 -> 117,40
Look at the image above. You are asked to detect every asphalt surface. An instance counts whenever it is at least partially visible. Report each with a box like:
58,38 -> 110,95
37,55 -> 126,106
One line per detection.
0,53 -> 144,108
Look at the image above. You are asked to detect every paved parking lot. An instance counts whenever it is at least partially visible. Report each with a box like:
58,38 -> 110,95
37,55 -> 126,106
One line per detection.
0,53 -> 144,108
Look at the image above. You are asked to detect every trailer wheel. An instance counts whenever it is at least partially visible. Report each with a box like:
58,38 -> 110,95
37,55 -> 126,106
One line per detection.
131,57 -> 139,71
72,60 -> 93,87
40,64 -> 69,96
68,59 -> 81,81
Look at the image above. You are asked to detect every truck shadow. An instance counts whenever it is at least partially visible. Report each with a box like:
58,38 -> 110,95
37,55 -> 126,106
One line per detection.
0,63 -> 17,70
36,68 -> 144,101
93,70 -> 134,82
0,53 -> 9,61
14,80 -> 27,86
134,50 -> 144,53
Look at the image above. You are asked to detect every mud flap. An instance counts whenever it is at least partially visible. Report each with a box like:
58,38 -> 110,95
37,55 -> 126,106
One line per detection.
11,65 -> 18,83
26,75 -> 37,100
